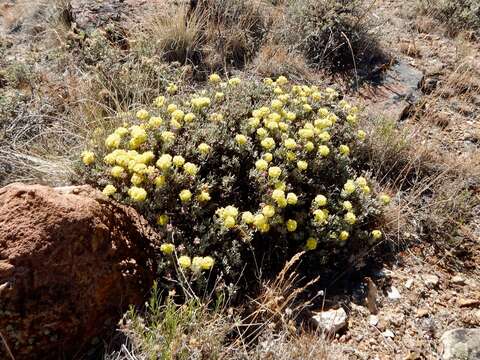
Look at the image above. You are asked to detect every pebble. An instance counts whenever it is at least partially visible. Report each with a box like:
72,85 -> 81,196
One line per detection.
422,274 -> 439,289
382,329 -> 395,338
387,286 -> 402,300
416,308 -> 430,318
368,315 -> 379,326
311,307 -> 348,334
405,278 -> 414,289
451,275 -> 466,286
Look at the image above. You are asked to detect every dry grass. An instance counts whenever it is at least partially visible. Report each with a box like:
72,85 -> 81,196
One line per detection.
106,254 -> 336,360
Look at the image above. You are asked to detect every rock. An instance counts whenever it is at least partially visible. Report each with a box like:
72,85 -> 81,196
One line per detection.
405,278 -> 414,289
458,298 -> 480,308
382,329 -> 395,338
440,328 -> 480,360
387,286 -> 402,300
451,275 -> 466,286
368,315 -> 379,327
422,274 -> 440,289
0,183 -> 157,360
416,308 -> 430,318
312,307 -> 348,334
360,60 -> 424,122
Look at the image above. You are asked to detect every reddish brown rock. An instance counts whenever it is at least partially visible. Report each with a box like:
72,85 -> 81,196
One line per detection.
0,183 -> 158,359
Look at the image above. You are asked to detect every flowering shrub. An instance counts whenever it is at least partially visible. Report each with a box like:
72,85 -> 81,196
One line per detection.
81,75 -> 390,291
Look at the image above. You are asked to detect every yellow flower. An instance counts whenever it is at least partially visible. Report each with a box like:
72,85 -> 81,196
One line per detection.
215,92 -> 225,101
154,96 -> 165,108
160,243 -> 175,255
313,209 -> 327,224
224,205 -> 238,218
82,151 -> 95,165
184,112 -> 196,122
278,122 -> 289,132
130,125 -> 147,143
344,212 -> 356,225
249,117 -> 260,128
303,104 -> 312,113
263,77 -> 274,85
371,230 -> 382,240
128,186 -> 147,202
209,73 -> 221,84
178,255 -> 191,269
261,137 -> 276,150
171,109 -> 185,122
167,103 -> 178,113
347,114 -> 357,125
305,142 -> 315,152
228,77 -> 241,86
197,191 -> 211,202
148,116 -> 163,128
275,181 -> 286,191
256,127 -> 268,138
287,151 -> 297,161
286,219 -> 297,232
210,112 -> 224,122
302,237 -> 317,251
183,162 -> 198,176
314,195 -> 327,207
318,145 -> 330,157
271,99 -> 283,110
297,160 -> 308,171
242,211 -> 255,224
298,128 -> 314,139
286,111 -> 296,121
167,83 -> 178,94
262,205 -> 275,218
355,177 -> 367,187
173,155 -> 185,167
379,194 -> 391,205
137,151 -> 155,164
268,166 -> 281,178
131,173 -> 143,186
343,180 -> 356,195
136,109 -> 149,121
339,231 -> 349,241
102,184 -> 116,196
235,134 -> 248,145
343,201 -> 353,211
276,76 -> 288,86
339,145 -> 350,156
357,130 -> 366,141
156,154 -> 172,171
161,131 -> 175,143
154,175 -> 166,188
198,143 -> 211,154
266,121 -> 278,130
258,223 -> 270,233
284,138 -> 297,150
105,133 -> 121,149
254,213 -> 267,227
224,216 -> 236,228
179,189 -> 192,202
114,127 -> 129,136
272,189 -> 285,202
157,214 -> 169,226
361,185 -> 371,194
286,192 -> 298,205
263,152 -> 273,162
111,166 -> 124,178
318,132 -> 331,142
191,97 -> 211,109
255,159 -> 268,171
200,256 -> 214,270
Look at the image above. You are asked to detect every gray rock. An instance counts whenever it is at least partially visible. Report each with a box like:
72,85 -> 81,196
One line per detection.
312,308 -> 348,334
387,286 -> 402,300
382,329 -> 395,338
368,315 -> 379,327
422,274 -> 440,289
360,60 -> 424,122
452,275 -> 466,286
441,328 -> 480,360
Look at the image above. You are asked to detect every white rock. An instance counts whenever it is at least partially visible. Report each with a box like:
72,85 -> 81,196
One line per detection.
368,315 -> 379,326
451,275 -> 466,285
441,328 -> 480,360
312,307 -> 348,334
405,278 -> 414,289
382,329 -> 395,338
422,274 -> 439,288
387,286 -> 401,300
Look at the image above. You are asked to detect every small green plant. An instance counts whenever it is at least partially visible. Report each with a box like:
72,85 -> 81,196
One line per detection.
281,0 -> 385,72
80,75 -> 390,293
416,0 -> 480,36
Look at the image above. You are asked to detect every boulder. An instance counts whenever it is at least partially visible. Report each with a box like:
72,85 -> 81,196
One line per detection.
440,328 -> 480,360
0,183 -> 158,360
